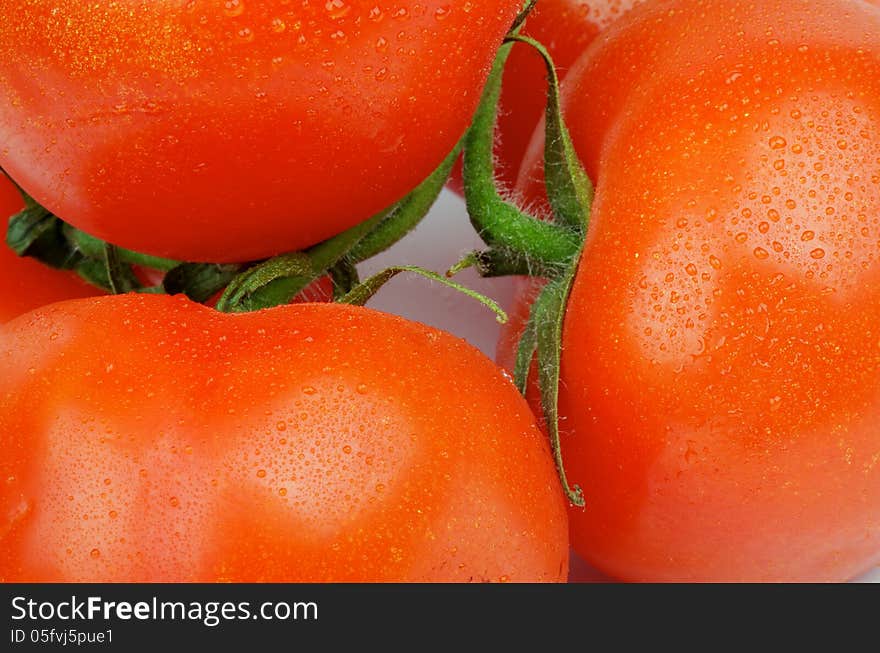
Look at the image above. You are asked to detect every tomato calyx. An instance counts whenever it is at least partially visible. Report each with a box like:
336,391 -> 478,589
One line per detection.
1,137 -> 462,310
455,30 -> 594,508
1,140 -> 510,321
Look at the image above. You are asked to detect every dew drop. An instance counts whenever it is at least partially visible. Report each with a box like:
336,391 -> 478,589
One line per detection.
224,0 -> 244,17
325,0 -> 352,19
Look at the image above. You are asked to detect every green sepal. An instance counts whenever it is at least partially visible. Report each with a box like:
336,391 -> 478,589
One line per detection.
70,257 -> 112,292
534,266 -> 585,507
447,247 -> 564,280
63,224 -> 179,272
102,243 -> 142,294
214,252 -> 312,313
163,263 -> 244,303
6,206 -> 81,270
348,141 -> 462,264
329,259 -> 360,300
462,31 -> 581,271
513,297 -> 541,395
506,35 -> 593,231
510,0 -> 538,33
338,265 -> 508,325
214,137 -> 468,313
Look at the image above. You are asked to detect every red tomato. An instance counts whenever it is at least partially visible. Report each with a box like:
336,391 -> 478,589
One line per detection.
449,0 -> 644,194
0,294 -> 568,582
0,1 -> 521,263
514,0 -> 880,581
0,176 -> 99,323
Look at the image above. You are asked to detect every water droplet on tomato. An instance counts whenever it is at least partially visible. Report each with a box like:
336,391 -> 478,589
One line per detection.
224,0 -> 244,18
325,0 -> 351,20
769,136 -> 787,150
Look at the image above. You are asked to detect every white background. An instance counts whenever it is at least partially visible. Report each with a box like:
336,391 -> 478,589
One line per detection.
361,189 -> 880,583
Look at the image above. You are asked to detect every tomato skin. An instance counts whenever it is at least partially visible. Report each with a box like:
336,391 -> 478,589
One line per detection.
0,1 -> 521,262
0,295 -> 568,582
517,0 -> 880,581
0,176 -> 98,323
449,0 -> 644,194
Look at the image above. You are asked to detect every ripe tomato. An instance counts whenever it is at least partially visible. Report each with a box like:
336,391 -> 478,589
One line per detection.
449,0 -> 644,194
515,0 -> 880,581
0,176 -> 98,323
0,1 -> 521,263
0,294 -> 568,582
